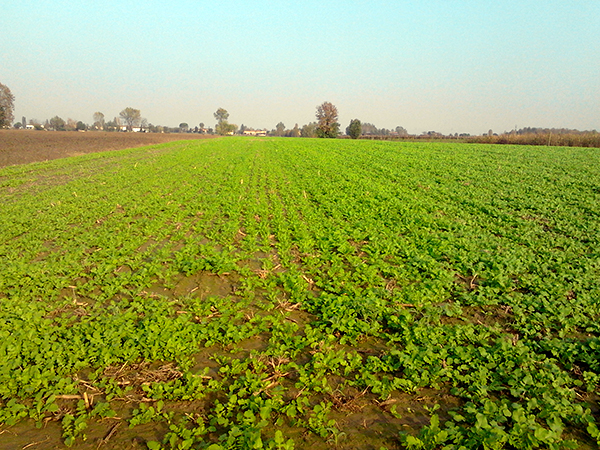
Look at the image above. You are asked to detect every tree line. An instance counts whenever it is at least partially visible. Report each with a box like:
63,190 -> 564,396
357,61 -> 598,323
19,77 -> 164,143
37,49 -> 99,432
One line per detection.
0,80 -> 452,139
1,82 -> 408,139
3,81 -> 597,145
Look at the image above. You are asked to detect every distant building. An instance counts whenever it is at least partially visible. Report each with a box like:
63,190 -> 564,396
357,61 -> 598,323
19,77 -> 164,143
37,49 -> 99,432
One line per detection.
119,126 -> 144,132
243,129 -> 267,136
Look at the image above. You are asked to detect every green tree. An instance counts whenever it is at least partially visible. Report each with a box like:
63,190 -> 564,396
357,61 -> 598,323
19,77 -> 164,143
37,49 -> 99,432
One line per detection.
316,101 -> 340,138
346,119 -> 361,139
290,123 -> 300,137
76,121 -> 86,131
214,108 -> 236,135
275,122 -> 286,136
214,108 -> 229,123
395,126 -> 408,136
216,122 -> 237,135
301,122 -> 318,138
119,107 -> 141,131
0,82 -> 15,128
361,123 -> 377,135
105,118 -> 119,132
49,116 -> 66,131
179,123 -> 189,132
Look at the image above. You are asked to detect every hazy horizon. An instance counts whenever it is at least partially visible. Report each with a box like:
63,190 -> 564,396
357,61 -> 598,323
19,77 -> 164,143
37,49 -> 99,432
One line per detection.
2,0 -> 599,135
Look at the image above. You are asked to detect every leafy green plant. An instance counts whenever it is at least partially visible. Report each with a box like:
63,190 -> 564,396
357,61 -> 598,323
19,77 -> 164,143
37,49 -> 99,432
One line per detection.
1,138 -> 599,449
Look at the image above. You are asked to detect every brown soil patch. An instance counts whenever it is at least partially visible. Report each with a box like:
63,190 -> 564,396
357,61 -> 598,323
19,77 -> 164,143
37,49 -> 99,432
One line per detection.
0,417 -> 166,450
145,272 -> 238,300
0,130 -> 216,168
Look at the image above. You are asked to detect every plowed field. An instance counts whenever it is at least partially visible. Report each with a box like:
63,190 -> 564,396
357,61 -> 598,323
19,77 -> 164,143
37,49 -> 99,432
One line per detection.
0,130 -> 214,168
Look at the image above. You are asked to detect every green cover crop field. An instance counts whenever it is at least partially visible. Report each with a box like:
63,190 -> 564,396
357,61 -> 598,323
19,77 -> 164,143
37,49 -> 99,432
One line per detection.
1,137 -> 599,449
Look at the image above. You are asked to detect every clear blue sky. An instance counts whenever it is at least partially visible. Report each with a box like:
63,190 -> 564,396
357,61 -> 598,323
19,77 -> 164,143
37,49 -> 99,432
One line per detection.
2,0 -> 599,134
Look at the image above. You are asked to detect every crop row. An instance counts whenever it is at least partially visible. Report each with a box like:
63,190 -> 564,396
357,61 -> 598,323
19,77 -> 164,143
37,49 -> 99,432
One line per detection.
0,138 -> 599,449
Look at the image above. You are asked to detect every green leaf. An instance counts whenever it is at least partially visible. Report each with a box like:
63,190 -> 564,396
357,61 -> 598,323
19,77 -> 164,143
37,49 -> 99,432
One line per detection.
587,421 -> 600,438
534,427 -> 550,441
146,441 -> 162,450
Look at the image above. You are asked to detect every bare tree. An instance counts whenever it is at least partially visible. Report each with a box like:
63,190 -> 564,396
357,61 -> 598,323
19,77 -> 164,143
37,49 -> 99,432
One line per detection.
93,112 -> 105,130
66,118 -> 78,131
119,107 -> 141,131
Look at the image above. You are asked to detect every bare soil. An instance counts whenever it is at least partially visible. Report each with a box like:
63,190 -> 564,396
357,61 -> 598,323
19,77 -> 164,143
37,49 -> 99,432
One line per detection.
0,130 -> 215,168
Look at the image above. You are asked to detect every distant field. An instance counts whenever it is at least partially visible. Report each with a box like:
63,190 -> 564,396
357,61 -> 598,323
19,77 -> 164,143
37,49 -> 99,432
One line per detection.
0,130 -> 214,167
1,137 -> 599,449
